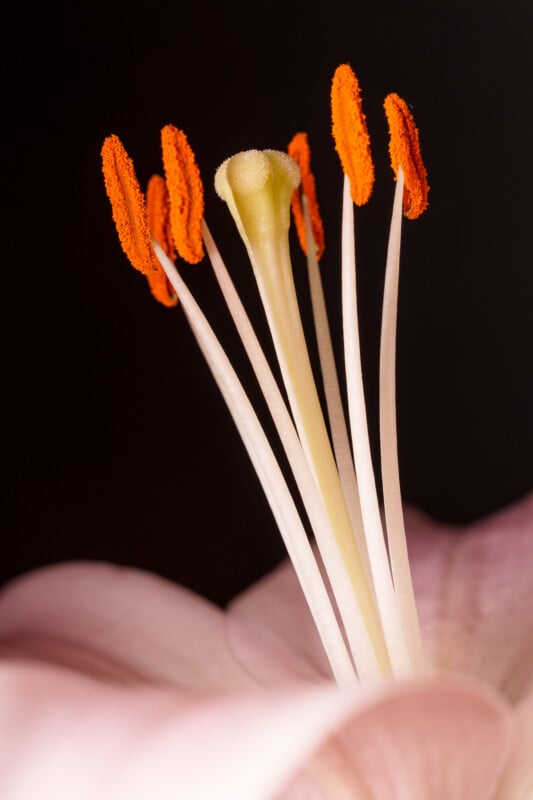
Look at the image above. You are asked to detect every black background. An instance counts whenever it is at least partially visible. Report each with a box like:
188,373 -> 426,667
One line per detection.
2,0 -> 532,605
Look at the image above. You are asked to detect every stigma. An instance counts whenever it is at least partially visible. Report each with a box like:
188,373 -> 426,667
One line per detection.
101,63 -> 429,687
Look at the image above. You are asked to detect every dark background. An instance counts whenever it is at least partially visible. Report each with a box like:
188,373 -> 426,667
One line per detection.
2,0 -> 532,605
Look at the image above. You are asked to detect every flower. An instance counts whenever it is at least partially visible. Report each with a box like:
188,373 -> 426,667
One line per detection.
0,63 -> 531,798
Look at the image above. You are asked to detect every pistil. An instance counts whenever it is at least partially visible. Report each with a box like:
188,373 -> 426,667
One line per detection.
215,150 -> 388,673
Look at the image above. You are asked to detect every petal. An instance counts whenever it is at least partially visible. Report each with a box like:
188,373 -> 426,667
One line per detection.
0,562 -> 318,691
230,555 -> 331,678
0,659 -> 383,800
280,678 -> 512,800
0,661 -> 511,800
406,493 -> 533,701
232,494 -> 533,701
495,688 -> 533,799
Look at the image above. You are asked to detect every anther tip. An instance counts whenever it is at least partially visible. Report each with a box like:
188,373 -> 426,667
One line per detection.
384,93 -> 429,219
331,64 -> 375,206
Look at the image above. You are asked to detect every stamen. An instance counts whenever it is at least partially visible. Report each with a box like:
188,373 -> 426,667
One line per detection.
340,174 -> 414,676
160,125 -> 205,264
153,239 -> 358,687
101,134 -> 159,274
379,88 -> 429,673
287,132 -> 325,259
379,167 -> 426,671
331,64 -> 374,206
145,175 -> 178,307
383,93 -> 429,219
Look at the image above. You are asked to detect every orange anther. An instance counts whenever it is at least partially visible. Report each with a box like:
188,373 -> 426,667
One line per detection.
146,174 -> 177,261
145,266 -> 178,308
160,125 -> 204,264
101,134 -> 159,275
287,132 -> 325,260
146,174 -> 178,307
331,64 -> 374,206
384,93 -> 429,219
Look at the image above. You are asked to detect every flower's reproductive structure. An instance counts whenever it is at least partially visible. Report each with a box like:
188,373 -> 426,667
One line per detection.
101,64 -> 430,687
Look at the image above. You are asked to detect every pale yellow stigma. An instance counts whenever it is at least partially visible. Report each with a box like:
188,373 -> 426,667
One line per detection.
214,150 -> 300,260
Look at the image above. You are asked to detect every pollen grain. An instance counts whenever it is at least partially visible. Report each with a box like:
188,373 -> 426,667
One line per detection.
384,93 -> 429,219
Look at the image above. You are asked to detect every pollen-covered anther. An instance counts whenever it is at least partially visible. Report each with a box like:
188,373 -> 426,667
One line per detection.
287,132 -> 325,259
331,64 -> 375,206
145,175 -> 179,307
160,125 -> 205,264
384,93 -> 429,219
101,134 -> 159,274
146,174 -> 176,261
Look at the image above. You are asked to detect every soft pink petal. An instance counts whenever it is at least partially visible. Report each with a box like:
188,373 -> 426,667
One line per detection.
0,562 -> 319,690
0,659 -> 511,800
406,492 -> 533,701
230,554 -> 331,678
280,678 -> 512,800
0,659 -> 372,800
233,494 -> 533,701
495,687 -> 533,799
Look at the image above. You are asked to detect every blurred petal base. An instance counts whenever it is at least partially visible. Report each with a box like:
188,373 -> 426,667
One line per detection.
0,494 -> 532,799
